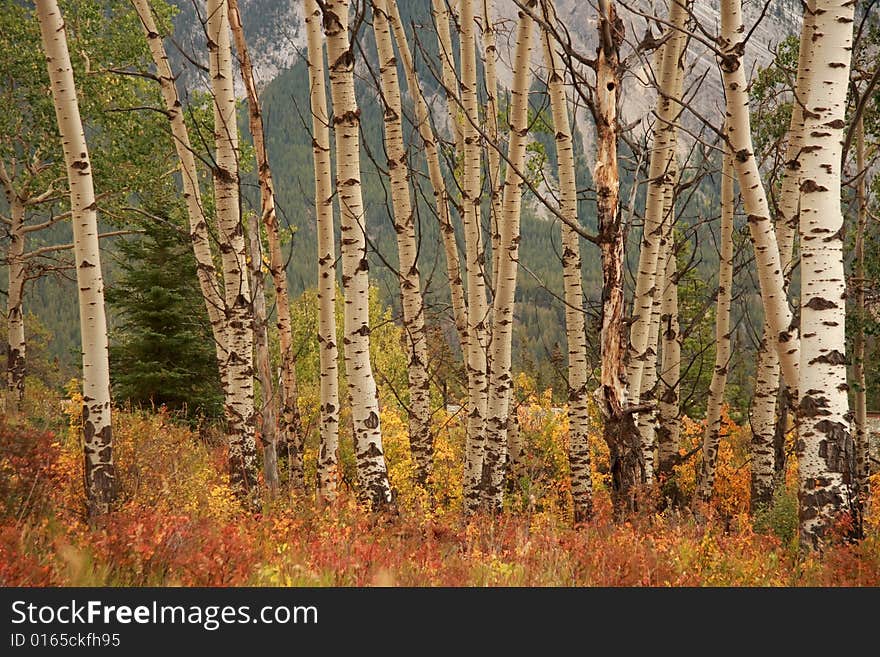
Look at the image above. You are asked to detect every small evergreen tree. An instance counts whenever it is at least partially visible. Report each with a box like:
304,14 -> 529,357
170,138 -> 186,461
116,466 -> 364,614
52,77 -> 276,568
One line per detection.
107,215 -> 222,421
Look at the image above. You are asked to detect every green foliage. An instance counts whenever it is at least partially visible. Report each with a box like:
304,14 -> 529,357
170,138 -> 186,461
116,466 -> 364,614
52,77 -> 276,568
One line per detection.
106,211 -> 222,421
753,482 -> 799,549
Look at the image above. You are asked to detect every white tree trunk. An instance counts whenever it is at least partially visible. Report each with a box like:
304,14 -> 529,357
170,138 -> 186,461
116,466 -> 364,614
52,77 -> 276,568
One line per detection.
750,3 -> 815,510
36,0 -> 117,515
371,0 -> 433,484
637,229 -> 668,485
626,0 -> 688,402
482,2 -> 535,511
207,0 -> 258,497
775,3 -> 815,282
697,146 -> 735,501
653,6 -> 688,490
4,197 -> 26,416
246,211 -> 280,495
750,321 -> 780,510
657,215 -> 681,487
540,0 -> 592,522
323,0 -> 392,507
304,0 -> 340,504
459,0 -> 491,512
480,0 -> 504,285
228,0 -> 303,490
720,0 -> 799,393
796,0 -> 855,548
854,116 -> 869,502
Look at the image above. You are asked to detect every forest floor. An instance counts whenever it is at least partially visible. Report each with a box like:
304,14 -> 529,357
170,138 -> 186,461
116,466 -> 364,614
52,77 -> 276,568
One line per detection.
2,381 -> 879,586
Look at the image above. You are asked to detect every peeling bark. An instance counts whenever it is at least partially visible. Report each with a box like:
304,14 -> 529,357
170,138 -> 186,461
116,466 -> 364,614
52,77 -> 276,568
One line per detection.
594,0 -> 640,518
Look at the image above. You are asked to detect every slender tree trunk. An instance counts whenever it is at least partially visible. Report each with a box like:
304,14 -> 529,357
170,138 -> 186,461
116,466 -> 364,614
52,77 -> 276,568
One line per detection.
4,197 -> 26,416
593,0 -> 639,518
626,0 -> 688,401
750,3 -> 814,511
431,0 -> 464,156
323,0 -> 392,507
637,221 -> 671,485
246,213 -> 280,495
207,0 -> 258,498
796,0 -> 856,548
775,4 -> 814,284
482,2 -> 535,511
657,217 -> 681,492
854,116 -> 869,503
655,9 -> 689,490
36,0 -> 117,516
541,0 -> 592,522
388,0 -> 468,359
751,321 -> 781,510
305,0 -> 339,504
698,146 -> 735,501
480,0 -> 503,285
720,0 -> 799,394
371,0 -> 433,484
459,0 -> 490,512
228,0 -> 303,490
131,0 -> 228,387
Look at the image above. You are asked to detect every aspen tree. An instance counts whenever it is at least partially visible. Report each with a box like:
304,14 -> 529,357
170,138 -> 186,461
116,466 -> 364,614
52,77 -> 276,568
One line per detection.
719,0 -> 798,393
207,0 -> 258,496
540,0 -> 592,521
459,0 -> 491,511
626,0 -> 688,402
35,0 -> 117,514
304,0 -> 340,503
854,116 -> 869,503
322,0 -> 392,507
750,4 -> 815,509
482,1 -> 535,510
2,194 -> 25,415
228,0 -> 304,488
697,147 -> 735,501
480,0 -> 504,283
796,0 -> 855,547
371,0 -> 433,483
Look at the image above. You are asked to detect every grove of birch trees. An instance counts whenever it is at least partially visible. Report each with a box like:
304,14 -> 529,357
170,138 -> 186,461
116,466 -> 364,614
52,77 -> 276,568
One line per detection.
4,0 -> 880,553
